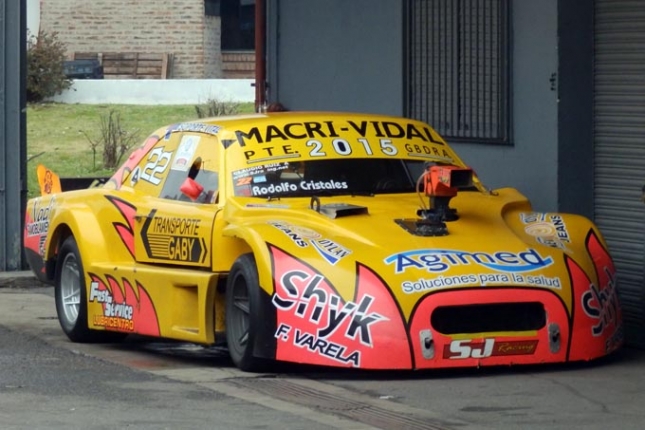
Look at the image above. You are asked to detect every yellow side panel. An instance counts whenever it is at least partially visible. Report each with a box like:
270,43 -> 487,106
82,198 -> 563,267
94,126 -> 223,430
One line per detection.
86,263 -> 220,344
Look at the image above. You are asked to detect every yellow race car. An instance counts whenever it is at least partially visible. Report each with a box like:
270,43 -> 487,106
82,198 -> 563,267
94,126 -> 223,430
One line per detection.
23,112 -> 623,371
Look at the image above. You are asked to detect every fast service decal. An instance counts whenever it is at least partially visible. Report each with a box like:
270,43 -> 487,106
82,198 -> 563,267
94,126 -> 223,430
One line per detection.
567,229 -> 623,360
88,273 -> 160,336
269,245 -> 412,369
139,209 -> 208,265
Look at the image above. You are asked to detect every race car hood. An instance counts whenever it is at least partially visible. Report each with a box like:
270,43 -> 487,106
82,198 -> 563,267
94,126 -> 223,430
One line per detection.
223,186 -> 620,369
223,186 -> 602,317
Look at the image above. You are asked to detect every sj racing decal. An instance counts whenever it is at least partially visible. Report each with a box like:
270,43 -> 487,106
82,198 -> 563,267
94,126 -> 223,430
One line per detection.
88,273 -> 160,336
567,230 -> 623,357
269,245 -> 411,368
444,339 -> 538,359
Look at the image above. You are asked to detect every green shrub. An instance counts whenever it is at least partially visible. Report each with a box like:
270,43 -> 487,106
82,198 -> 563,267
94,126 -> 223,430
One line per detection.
194,98 -> 241,118
26,31 -> 72,103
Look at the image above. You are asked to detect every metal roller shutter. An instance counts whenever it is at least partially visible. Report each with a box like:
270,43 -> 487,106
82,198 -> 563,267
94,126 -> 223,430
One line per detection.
594,0 -> 645,346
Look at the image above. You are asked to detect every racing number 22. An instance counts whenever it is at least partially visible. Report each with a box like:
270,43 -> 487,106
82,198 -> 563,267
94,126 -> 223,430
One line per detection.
132,147 -> 172,186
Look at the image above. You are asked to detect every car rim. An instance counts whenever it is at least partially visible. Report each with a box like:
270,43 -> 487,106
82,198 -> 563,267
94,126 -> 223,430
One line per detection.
230,273 -> 251,355
60,253 -> 81,326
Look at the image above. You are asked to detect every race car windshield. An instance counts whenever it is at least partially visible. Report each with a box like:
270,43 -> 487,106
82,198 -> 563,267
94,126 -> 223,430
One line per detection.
231,159 -> 424,198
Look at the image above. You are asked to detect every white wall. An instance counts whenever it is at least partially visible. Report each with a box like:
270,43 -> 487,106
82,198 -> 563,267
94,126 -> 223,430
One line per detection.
27,0 -> 40,36
48,79 -> 255,105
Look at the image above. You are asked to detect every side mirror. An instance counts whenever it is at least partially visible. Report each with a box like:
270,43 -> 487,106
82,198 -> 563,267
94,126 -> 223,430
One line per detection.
180,177 -> 204,201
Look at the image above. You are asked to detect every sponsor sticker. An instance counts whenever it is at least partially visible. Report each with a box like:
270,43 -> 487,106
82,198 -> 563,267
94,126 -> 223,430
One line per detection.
89,274 -> 160,336
385,248 -> 553,274
270,246 -> 409,368
171,135 -> 200,171
443,339 -> 538,359
521,212 -> 571,249
26,197 -> 55,238
582,266 -> 620,337
164,122 -> 221,139
251,180 -> 348,196
269,221 -> 351,265
401,272 -> 561,294
140,209 -> 207,263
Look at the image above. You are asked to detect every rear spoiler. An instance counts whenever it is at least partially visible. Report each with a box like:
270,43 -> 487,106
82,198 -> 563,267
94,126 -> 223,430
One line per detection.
37,164 -> 109,196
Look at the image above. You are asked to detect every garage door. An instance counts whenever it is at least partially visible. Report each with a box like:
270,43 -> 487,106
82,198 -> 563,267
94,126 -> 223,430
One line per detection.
594,0 -> 645,346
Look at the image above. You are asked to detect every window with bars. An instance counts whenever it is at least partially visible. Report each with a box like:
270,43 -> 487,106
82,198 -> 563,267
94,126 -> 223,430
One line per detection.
408,0 -> 511,144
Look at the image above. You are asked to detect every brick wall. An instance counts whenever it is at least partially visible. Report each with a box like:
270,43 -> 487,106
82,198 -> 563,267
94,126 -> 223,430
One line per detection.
40,0 -> 214,79
222,52 -> 255,79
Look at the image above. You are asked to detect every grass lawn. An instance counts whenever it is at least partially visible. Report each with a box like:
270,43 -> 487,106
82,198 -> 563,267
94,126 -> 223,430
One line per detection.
26,102 -> 254,198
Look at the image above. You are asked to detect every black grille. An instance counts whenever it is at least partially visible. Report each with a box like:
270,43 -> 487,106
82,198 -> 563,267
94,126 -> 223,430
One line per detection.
431,302 -> 546,334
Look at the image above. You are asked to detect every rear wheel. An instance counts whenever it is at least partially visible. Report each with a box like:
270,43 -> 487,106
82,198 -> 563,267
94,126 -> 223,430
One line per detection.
55,236 -> 125,343
225,253 -> 266,372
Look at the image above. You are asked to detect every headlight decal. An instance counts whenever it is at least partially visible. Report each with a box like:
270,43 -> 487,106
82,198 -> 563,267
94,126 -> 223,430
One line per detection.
269,245 -> 412,369
567,229 -> 623,358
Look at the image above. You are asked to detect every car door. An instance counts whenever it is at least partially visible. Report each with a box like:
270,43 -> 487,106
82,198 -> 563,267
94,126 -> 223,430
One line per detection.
128,131 -> 220,268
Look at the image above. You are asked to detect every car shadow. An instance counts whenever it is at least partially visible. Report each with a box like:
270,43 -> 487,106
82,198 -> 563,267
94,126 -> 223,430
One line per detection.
109,334 -> 644,381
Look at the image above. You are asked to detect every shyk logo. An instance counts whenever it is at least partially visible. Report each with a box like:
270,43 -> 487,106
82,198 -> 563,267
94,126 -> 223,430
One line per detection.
582,267 -> 620,336
269,244 -> 413,369
272,270 -> 386,347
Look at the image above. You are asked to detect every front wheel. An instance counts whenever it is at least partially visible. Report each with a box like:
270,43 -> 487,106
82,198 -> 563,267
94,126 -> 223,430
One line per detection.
225,253 -> 267,372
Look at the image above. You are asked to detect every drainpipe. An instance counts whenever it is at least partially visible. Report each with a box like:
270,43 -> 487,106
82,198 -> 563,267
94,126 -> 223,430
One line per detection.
254,0 -> 266,112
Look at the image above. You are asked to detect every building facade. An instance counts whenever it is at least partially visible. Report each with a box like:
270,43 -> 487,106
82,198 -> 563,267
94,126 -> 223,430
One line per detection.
37,0 -> 255,79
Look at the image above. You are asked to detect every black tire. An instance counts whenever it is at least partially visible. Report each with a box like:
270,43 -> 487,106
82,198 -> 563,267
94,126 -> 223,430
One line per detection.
225,253 -> 267,372
54,236 -> 126,343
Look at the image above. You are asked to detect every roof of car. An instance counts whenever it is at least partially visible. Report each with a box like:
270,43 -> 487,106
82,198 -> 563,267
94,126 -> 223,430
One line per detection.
184,111 -> 428,129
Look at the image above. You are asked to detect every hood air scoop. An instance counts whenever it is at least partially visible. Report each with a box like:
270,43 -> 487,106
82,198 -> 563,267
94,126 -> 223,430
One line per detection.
310,197 -> 368,219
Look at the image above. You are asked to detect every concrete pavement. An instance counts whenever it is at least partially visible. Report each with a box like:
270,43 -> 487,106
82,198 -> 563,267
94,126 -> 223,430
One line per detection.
2,271 -> 645,429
